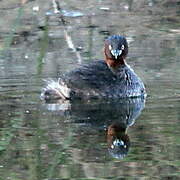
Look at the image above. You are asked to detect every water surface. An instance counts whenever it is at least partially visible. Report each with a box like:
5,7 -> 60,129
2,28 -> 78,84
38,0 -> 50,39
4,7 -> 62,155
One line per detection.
0,0 -> 180,179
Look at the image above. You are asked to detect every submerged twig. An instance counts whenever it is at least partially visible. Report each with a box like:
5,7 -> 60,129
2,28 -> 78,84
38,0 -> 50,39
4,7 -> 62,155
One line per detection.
52,0 -> 82,63
37,15 -> 49,75
21,0 -> 28,5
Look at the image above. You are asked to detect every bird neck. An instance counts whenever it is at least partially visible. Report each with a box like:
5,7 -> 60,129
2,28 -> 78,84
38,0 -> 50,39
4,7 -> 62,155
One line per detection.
105,57 -> 126,74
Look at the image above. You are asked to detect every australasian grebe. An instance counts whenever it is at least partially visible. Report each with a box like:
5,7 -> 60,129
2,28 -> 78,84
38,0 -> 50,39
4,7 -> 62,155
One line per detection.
41,35 -> 146,100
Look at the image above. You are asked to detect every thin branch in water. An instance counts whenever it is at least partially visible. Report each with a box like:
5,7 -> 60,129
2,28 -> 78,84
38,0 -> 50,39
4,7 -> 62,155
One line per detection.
52,0 -> 82,64
21,0 -> 28,5
52,0 -> 66,26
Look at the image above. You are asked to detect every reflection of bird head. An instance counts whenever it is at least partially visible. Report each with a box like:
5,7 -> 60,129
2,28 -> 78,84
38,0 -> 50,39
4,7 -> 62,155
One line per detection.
107,122 -> 130,159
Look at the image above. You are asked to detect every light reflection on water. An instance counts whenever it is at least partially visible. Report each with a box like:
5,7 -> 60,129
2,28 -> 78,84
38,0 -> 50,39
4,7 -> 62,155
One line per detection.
0,0 -> 180,179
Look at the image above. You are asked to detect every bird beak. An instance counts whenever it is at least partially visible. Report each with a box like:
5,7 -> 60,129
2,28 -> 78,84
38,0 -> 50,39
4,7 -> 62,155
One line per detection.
111,49 -> 122,59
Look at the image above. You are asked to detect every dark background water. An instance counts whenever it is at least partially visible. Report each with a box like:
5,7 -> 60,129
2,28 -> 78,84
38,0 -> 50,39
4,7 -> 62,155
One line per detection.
0,0 -> 180,179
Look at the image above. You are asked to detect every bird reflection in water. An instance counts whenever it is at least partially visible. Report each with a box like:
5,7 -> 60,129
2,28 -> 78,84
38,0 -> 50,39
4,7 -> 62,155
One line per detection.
107,122 -> 130,159
42,97 -> 145,160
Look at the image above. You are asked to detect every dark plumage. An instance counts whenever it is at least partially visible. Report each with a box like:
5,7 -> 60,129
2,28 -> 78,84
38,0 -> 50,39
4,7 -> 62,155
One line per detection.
41,35 -> 146,100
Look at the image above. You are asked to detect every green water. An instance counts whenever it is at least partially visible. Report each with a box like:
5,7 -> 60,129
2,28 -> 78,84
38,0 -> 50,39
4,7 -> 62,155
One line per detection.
0,0 -> 180,179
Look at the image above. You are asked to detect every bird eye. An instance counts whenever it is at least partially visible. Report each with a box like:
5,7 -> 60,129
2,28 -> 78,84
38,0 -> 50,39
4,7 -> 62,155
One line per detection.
121,45 -> 125,50
109,45 -> 112,51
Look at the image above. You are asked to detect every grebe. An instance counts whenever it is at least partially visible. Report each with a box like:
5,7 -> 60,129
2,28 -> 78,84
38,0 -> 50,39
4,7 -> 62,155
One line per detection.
41,35 -> 146,100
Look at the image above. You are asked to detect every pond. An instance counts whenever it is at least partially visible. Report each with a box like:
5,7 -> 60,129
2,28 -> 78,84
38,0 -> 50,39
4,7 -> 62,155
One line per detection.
0,0 -> 180,179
